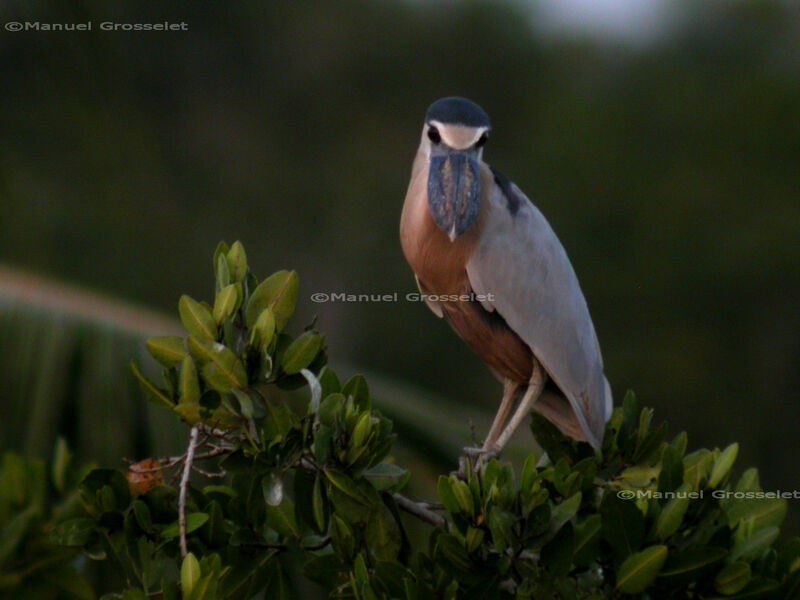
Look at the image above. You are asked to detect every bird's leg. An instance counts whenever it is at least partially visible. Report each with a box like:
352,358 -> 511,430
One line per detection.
457,380 -> 518,478
490,359 -> 548,455
481,379 -> 519,452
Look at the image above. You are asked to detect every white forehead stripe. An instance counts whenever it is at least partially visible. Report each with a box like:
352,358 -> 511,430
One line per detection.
429,120 -> 488,150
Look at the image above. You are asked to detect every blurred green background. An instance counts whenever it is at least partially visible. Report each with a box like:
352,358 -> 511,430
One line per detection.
1,0 -> 798,526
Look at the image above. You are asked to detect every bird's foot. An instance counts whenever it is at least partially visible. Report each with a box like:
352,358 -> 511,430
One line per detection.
456,446 -> 498,479
462,445 -> 498,460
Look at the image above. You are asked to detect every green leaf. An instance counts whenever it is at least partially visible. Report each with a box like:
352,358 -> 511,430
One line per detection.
438,476 -> 461,514
342,374 -> 370,411
363,463 -> 409,492
318,393 -> 344,427
551,492 -> 582,528
130,362 -> 174,409
616,544 -> 668,593
715,561 -> 752,595
178,356 -> 200,406
50,517 -> 95,546
0,505 -> 37,567
541,521 -> 574,576
51,436 -> 71,493
451,479 -> 474,518
245,270 -> 299,331
736,468 -> 760,493
200,501 -> 227,547
181,553 -> 201,597
684,449 -> 713,490
179,295 -> 217,341
350,411 -> 374,450
366,503 -> 401,562
186,337 -> 247,392
652,483 -> 691,541
226,240 -> 248,283
709,443 -> 739,487
730,526 -> 780,562
725,497 -> 787,531
373,562 -> 412,599
132,500 -> 153,532
146,336 -> 187,367
312,475 -> 327,533
250,308 -> 276,348
464,526 -> 485,554
436,534 -> 473,572
487,506 -> 514,554
324,469 -> 372,506
530,412 -> 574,464
353,553 -> 369,588
265,499 -> 300,539
330,515 -> 355,561
161,513 -> 209,538
573,514 -> 602,567
318,367 -> 341,397
213,241 -> 230,281
80,468 -> 131,511
231,388 -> 255,419
601,490 -> 644,559
188,572 -> 219,600
281,331 -> 323,375
658,546 -> 728,583
520,454 -> 540,494
658,444 -> 684,494
303,554 -> 347,588
212,283 -> 241,324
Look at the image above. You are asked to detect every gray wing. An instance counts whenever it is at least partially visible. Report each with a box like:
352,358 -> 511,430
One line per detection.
466,173 -> 612,448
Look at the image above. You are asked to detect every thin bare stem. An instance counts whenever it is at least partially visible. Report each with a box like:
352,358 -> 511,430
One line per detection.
191,465 -> 227,478
393,493 -> 447,529
418,501 -> 445,511
179,425 -> 200,559
303,535 -> 331,551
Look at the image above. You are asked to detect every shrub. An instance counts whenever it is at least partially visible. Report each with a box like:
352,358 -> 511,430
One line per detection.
7,241 -> 798,599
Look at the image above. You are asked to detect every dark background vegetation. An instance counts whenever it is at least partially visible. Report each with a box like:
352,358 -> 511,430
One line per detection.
1,1 -> 798,525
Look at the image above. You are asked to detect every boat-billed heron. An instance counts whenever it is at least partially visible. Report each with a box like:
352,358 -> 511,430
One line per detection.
400,97 -> 612,454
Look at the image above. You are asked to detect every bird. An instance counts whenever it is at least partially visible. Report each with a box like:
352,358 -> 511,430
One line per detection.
400,97 -> 612,454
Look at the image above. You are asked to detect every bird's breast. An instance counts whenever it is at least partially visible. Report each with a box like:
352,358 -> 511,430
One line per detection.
400,158 -> 533,383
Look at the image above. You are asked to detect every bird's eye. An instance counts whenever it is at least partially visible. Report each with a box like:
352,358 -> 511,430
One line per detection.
427,126 -> 441,144
475,132 -> 488,148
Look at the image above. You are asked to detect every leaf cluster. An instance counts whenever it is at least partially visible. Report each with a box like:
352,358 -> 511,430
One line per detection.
0,439 -> 96,599
38,241 -> 800,599
424,394 -> 800,598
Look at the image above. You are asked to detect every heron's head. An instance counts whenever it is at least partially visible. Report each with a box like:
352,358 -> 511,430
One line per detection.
421,97 -> 490,242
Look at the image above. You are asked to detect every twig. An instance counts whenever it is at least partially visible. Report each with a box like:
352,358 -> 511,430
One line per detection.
179,425 -> 200,559
418,501 -> 445,511
191,465 -> 227,478
393,493 -> 447,529
303,535 -> 331,551
126,446 -> 234,474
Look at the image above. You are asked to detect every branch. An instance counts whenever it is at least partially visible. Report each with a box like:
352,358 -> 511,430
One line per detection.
393,493 -> 447,529
179,425 -> 200,558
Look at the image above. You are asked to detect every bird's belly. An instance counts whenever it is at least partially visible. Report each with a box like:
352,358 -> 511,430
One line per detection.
441,298 -> 533,384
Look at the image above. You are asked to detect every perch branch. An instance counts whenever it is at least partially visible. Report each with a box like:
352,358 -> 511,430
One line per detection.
179,425 -> 200,558
393,493 -> 447,529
